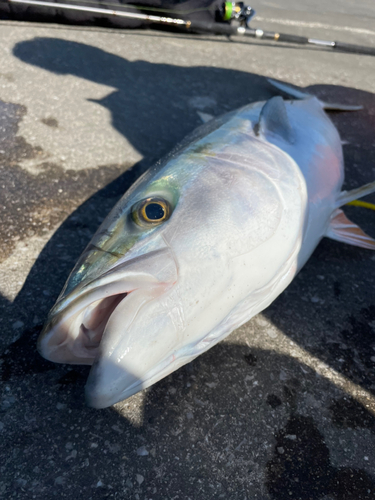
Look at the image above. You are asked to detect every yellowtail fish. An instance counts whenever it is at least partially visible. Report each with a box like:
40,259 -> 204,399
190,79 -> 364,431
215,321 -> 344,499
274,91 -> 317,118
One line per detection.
38,80 -> 375,408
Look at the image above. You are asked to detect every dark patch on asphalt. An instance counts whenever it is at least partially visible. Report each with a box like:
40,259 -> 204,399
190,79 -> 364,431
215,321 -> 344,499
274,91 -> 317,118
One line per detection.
330,397 -> 375,431
0,72 -> 15,83
41,116 -> 58,128
1,161 -> 126,263
0,100 -> 25,139
266,415 -> 332,499
0,100 -> 41,161
244,351 -> 257,367
57,369 -> 86,388
266,414 -> 375,500
0,98 -> 129,263
333,281 -> 341,298
267,394 -> 282,409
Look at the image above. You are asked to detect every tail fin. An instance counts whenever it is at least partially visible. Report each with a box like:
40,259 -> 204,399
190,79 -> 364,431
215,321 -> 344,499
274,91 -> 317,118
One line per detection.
268,79 -> 363,111
326,209 -> 375,250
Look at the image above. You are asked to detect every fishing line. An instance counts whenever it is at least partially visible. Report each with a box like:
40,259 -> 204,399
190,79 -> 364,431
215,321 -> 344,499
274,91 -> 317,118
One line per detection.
347,200 -> 375,211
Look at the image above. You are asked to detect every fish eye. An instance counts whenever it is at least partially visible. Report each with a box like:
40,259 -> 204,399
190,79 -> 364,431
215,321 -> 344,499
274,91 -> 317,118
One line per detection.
131,197 -> 171,227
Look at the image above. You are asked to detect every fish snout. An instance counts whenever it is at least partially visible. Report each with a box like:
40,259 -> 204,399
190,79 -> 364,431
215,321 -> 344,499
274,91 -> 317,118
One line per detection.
38,248 -> 178,367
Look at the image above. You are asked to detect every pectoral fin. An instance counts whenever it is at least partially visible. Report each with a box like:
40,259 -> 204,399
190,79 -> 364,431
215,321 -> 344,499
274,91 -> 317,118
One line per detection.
268,79 -> 363,111
326,209 -> 375,250
335,180 -> 375,207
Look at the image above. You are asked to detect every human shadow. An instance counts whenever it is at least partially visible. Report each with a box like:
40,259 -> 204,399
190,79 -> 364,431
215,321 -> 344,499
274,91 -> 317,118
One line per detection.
1,35 -> 375,499
13,37 -> 273,161
8,36 -> 375,392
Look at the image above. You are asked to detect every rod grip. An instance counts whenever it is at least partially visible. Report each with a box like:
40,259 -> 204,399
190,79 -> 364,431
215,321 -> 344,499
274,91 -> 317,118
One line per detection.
276,32 -> 309,44
187,20 -> 237,36
333,41 -> 375,56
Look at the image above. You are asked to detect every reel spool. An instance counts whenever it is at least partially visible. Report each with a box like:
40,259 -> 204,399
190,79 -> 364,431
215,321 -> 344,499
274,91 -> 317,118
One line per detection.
220,2 -> 256,26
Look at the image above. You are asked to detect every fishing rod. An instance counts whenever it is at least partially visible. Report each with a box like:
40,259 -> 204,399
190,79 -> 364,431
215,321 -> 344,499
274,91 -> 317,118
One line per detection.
8,0 -> 375,56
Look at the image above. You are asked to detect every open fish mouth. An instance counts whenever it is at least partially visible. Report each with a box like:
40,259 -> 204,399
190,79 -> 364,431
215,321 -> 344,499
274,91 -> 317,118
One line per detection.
75,293 -> 128,356
38,248 -> 178,367
39,290 -> 130,365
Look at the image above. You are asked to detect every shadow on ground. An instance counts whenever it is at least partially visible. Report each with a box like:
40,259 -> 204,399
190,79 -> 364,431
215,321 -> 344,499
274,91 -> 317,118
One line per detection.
0,37 -> 375,499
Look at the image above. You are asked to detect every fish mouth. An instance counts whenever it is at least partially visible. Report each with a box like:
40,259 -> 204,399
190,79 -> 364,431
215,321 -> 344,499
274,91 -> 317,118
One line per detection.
38,248 -> 178,366
39,292 -> 129,364
76,294 -> 127,354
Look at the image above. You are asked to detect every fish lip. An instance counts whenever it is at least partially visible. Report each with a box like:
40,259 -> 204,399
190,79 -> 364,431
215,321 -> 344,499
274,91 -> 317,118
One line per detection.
38,248 -> 178,364
38,286 -> 135,364
85,351 -> 178,408
50,248 -> 171,318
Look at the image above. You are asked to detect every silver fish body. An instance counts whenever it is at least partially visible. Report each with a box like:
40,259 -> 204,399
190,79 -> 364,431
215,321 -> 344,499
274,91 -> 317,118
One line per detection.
39,86 -> 375,408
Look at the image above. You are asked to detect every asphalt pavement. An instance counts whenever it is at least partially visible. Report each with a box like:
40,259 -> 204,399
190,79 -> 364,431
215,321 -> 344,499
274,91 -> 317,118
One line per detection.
0,3 -> 375,499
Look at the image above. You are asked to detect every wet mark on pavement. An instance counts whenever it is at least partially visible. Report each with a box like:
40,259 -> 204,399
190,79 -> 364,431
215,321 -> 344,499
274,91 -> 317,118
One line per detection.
266,414 -> 375,499
0,98 -> 129,263
1,161 -> 125,263
266,394 -> 282,409
244,351 -> 257,367
0,73 -> 15,83
0,100 -> 41,161
41,116 -> 58,128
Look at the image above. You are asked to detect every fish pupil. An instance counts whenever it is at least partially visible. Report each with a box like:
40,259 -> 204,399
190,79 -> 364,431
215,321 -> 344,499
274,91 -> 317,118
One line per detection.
145,203 -> 165,220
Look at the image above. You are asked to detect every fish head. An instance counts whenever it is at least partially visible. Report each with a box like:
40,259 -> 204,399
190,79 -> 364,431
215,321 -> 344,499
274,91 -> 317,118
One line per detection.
39,133 -> 306,408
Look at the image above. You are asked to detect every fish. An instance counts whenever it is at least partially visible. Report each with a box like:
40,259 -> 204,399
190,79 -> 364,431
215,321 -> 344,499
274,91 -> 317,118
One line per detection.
38,80 -> 375,409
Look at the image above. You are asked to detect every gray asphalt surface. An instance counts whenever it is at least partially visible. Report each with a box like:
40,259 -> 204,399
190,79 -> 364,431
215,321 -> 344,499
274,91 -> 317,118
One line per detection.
1,3 -> 375,499
251,0 -> 375,19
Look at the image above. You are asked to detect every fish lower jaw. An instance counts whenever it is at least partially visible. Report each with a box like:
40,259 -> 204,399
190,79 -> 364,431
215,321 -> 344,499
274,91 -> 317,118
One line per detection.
85,350 -> 180,408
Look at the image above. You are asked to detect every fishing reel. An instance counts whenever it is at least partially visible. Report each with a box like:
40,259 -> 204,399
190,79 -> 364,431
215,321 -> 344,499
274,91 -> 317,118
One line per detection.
220,2 -> 256,27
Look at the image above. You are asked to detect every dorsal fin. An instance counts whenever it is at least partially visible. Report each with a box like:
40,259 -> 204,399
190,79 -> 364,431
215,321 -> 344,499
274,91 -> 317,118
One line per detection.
255,96 -> 294,143
268,79 -> 363,112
